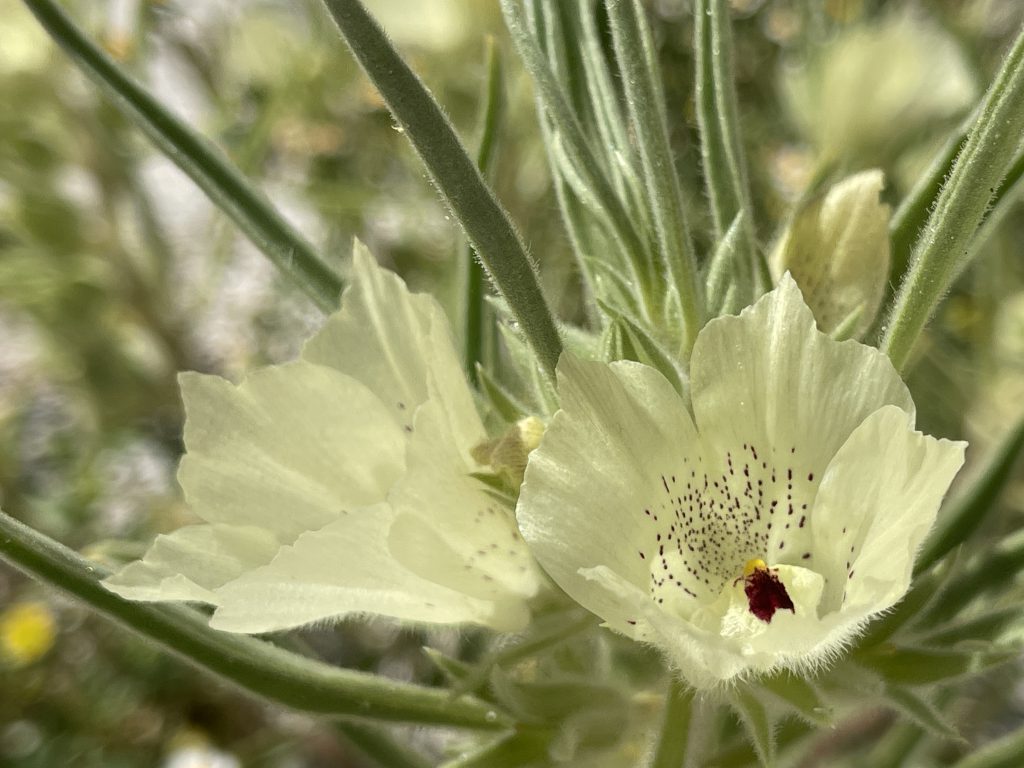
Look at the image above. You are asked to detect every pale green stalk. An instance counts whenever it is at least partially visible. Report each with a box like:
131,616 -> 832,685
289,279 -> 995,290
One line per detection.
21,0 -> 343,312
649,679 -> 694,768
605,0 -> 704,355
321,0 -> 562,378
882,28 -> 1024,371
462,39 -> 505,383
0,511 -> 508,729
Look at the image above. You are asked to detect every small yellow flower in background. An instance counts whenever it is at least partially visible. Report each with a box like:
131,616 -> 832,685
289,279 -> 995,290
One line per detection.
0,601 -> 57,666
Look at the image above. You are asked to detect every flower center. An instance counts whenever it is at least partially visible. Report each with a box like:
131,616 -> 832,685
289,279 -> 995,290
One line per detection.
740,558 -> 794,623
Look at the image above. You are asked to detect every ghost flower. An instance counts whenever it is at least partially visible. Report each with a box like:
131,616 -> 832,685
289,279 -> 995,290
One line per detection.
517,276 -> 965,688
104,243 -> 540,633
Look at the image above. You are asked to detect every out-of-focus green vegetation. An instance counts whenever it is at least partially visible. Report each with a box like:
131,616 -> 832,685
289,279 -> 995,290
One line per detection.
1,0 -> 1023,765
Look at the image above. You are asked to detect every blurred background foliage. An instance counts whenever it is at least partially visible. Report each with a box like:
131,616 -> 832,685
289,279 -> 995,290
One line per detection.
1,0 -> 1023,766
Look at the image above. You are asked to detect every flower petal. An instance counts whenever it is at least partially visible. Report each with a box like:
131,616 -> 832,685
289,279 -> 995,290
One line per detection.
388,399 -> 540,604
178,362 -> 405,541
811,405 -> 966,614
210,504 -> 511,632
302,241 -> 479,447
517,357 -> 706,622
103,524 -> 280,603
691,274 -> 913,478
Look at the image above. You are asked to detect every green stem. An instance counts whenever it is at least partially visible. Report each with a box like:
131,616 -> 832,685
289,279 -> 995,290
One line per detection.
463,39 -> 505,384
605,0 -> 704,355
881,28 -> 1024,371
0,511 -> 508,729
21,0 -> 342,312
649,678 -> 694,768
322,0 -> 562,379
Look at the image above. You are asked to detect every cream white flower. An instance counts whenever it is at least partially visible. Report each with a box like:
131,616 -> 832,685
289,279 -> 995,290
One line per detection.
517,276 -> 966,688
104,242 -> 540,633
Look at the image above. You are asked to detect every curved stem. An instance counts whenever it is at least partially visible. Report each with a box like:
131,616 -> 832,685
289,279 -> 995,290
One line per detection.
0,511 -> 508,729
21,0 -> 343,312
322,0 -> 563,379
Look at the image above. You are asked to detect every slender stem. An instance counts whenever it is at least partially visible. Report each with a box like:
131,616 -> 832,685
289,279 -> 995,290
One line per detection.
462,39 -> 505,383
322,0 -> 562,378
649,678 -> 694,768
882,28 -> 1024,371
21,0 -> 343,312
0,511 -> 508,729
605,0 -> 705,355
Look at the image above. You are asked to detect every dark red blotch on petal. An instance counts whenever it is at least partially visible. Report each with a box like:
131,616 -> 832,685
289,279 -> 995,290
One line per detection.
744,568 -> 795,622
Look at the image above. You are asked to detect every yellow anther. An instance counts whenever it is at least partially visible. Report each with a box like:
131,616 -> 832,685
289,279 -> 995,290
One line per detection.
743,558 -> 768,577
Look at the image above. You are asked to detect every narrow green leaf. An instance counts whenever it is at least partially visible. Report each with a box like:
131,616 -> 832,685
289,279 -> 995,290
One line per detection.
321,0 -> 562,378
476,365 -> 531,423
926,532 -> 1024,621
337,723 -> 432,768
918,606 -> 1021,647
453,610 -> 597,696
572,0 -> 636,194
490,669 -> 626,726
440,730 -> 552,768
888,114 -> 971,290
0,511 -> 507,728
889,122 -> 1024,300
705,211 -> 749,316
854,644 -> 1015,686
462,38 -> 506,383
649,678 -> 694,768
882,686 -> 961,741
882,28 -> 1024,371
730,689 -> 776,767
694,0 -> 764,301
951,722 -> 1024,768
757,672 -> 833,727
605,0 -> 705,354
862,721 -> 927,768
422,647 -> 476,687
21,0 -> 343,312
599,302 -> 686,394
857,559 -> 954,647
916,415 -> 1024,575
501,0 -> 657,314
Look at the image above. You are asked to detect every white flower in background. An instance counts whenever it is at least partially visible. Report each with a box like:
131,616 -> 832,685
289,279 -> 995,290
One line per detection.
104,242 -> 540,632
517,276 -> 965,688
782,9 -> 976,164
